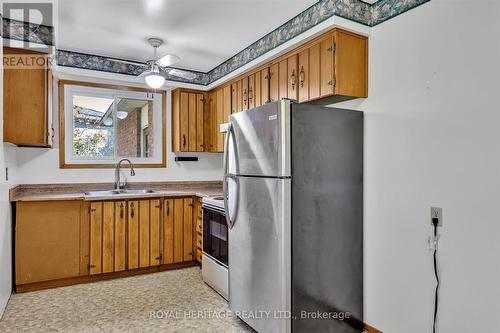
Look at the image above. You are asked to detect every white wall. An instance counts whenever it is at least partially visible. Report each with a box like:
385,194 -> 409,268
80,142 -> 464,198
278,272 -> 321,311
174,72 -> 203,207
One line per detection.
334,0 -> 500,331
12,88 -> 223,184
0,36 -> 15,318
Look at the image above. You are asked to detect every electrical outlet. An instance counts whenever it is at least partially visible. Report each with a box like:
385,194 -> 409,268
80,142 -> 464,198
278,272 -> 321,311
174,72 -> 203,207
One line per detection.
430,207 -> 443,226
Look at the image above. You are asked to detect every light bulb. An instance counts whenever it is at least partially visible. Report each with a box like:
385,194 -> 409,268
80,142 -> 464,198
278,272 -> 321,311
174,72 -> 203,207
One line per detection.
117,111 -> 128,119
103,117 -> 113,126
145,73 -> 165,89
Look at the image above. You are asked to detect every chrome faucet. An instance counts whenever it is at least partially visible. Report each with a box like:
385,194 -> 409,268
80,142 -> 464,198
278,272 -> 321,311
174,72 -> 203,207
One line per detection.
115,158 -> 136,190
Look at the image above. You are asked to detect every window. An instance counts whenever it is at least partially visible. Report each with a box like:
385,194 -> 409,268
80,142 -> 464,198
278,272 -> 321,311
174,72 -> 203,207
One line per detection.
60,81 -> 166,168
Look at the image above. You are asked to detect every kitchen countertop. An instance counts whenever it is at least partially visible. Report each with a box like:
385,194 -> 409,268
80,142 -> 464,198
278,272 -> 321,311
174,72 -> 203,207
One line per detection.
10,181 -> 223,202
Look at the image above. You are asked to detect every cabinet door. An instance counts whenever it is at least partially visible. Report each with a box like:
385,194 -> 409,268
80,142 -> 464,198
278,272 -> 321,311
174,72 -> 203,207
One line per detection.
173,198 -> 184,263
261,67 -> 270,104
172,90 -> 181,152
89,202 -> 103,275
223,85 -> 231,122
114,201 -> 126,272
150,199 -> 162,266
128,201 -> 139,269
278,59 -> 288,100
320,36 -> 335,97
333,30 -> 368,98
231,83 -> 238,114
188,93 -> 197,151
309,42 -> 321,100
206,91 -> 217,152
183,198 -> 194,261
4,47 -> 49,147
102,202 -> 115,273
196,94 -> 204,152
298,49 -> 309,102
248,74 -> 255,109
287,54 -> 298,101
139,200 -> 151,268
269,63 -> 279,102
180,92 -> 189,151
163,199 -> 175,264
215,88 -> 224,151
241,78 -> 249,111
16,201 -> 82,285
254,71 -> 262,108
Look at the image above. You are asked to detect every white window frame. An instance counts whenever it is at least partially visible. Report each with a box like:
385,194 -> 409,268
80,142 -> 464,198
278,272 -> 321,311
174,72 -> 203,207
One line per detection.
62,84 -> 164,167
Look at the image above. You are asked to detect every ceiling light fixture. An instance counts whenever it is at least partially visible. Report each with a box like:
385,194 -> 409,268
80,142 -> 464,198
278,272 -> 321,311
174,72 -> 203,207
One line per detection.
117,111 -> 128,120
144,71 -> 165,89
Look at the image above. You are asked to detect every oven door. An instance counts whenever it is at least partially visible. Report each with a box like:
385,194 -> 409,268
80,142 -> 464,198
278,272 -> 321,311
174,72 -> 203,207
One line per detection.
202,204 -> 228,267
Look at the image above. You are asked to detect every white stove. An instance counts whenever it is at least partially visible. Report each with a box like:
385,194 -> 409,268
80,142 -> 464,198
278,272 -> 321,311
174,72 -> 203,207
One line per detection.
201,195 -> 224,211
201,195 -> 228,300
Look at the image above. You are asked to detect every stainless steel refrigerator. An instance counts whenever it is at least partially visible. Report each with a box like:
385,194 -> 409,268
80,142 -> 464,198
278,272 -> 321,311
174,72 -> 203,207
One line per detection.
223,100 -> 364,333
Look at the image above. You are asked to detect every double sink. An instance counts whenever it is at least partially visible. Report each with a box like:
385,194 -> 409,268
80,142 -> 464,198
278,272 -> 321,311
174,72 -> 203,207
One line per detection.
83,189 -> 157,200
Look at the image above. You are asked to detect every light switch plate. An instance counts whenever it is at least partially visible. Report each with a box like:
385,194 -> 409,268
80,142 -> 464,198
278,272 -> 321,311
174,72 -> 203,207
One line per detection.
430,207 -> 443,226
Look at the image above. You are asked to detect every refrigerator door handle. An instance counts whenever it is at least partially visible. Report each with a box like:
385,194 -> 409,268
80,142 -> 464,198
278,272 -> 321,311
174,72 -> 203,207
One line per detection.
223,123 -> 235,229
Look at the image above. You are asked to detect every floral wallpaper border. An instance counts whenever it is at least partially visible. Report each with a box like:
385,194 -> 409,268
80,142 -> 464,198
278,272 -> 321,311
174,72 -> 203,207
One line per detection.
2,0 -> 429,85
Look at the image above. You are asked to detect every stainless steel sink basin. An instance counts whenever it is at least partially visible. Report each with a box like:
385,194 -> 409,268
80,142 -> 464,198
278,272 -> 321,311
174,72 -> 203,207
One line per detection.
83,189 -> 156,196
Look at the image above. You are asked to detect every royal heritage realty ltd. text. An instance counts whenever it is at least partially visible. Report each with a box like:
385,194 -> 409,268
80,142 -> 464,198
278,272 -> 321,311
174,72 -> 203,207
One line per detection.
150,310 -> 351,321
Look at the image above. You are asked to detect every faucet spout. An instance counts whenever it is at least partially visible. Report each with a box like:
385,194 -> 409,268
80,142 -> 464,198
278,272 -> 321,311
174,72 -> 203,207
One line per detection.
115,159 -> 136,190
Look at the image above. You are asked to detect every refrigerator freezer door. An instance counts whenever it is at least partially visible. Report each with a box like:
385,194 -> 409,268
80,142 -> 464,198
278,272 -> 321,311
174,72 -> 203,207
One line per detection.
228,175 -> 291,333
228,100 -> 291,178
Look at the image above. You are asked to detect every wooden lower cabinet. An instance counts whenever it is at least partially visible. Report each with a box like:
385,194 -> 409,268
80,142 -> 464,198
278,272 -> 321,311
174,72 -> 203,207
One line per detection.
15,201 -> 82,285
16,196 -> 197,291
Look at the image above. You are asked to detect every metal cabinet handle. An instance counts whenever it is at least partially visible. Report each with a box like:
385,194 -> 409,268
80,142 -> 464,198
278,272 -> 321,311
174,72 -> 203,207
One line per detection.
120,203 -> 124,219
166,201 -> 170,215
243,89 -> 248,106
130,203 -> 135,218
290,69 -> 296,90
299,66 -> 305,88
182,134 -> 186,147
223,123 -> 235,229
248,87 -> 253,104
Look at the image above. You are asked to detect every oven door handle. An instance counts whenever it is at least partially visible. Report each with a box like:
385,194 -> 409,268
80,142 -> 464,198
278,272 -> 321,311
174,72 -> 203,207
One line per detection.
223,123 -> 235,229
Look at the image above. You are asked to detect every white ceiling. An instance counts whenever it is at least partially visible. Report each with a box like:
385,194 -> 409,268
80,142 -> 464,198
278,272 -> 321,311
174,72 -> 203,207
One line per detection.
58,0 -> 318,72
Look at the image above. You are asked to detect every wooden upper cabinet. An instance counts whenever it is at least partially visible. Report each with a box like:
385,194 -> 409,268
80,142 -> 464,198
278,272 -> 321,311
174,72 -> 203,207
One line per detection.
308,42 -> 321,100
215,88 -> 224,151
248,74 -> 255,110
171,88 -> 206,152
3,47 -> 53,147
333,29 -> 368,98
269,63 -> 279,102
287,54 -> 298,101
261,67 -> 270,104
319,30 -> 368,99
298,49 -> 310,102
278,59 -> 288,100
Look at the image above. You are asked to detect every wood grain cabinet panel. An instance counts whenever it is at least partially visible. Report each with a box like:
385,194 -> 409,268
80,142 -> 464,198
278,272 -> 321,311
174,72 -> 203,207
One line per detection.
320,36 -> 335,98
269,63 -> 279,102
183,198 -> 194,261
248,74 -> 255,109
139,200 -> 151,268
241,78 -> 249,111
163,199 -> 175,264
287,54 -> 298,101
16,201 -> 82,285
223,85 -> 231,121
278,59 -> 288,100
89,202 -> 103,275
3,47 -> 52,147
150,199 -> 162,265
298,49 -> 310,102
254,71 -> 262,108
261,67 -> 270,104
114,201 -> 126,272
173,198 -> 184,263
128,200 -> 139,269
102,202 -> 115,273
309,42 -> 321,100
172,89 -> 207,152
